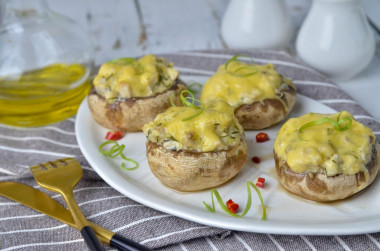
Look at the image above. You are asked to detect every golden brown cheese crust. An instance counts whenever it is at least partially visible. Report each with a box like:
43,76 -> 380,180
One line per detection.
88,79 -> 187,132
274,144 -> 380,202
146,137 -> 247,192
234,85 -> 296,130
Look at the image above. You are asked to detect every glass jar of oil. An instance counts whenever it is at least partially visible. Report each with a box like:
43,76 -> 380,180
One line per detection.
0,0 -> 93,127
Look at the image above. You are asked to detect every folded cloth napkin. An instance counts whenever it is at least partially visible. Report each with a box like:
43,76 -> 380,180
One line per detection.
0,49 -> 379,250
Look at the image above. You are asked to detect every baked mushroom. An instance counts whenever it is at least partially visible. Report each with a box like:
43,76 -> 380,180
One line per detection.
88,54 -> 187,131
273,111 -> 380,202
200,55 -> 296,130
142,99 -> 247,192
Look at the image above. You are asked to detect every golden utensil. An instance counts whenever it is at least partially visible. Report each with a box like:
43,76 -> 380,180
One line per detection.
0,181 -> 151,251
30,158 -> 104,251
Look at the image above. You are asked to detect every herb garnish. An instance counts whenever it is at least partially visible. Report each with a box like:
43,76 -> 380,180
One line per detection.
108,57 -> 144,74
225,55 -> 258,77
203,181 -> 266,220
98,140 -> 139,171
298,112 -> 352,140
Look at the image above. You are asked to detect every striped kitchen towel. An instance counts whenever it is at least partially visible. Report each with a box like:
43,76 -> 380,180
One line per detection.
0,49 -> 379,251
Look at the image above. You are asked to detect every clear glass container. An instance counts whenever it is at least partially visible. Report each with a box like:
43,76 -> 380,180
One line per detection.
0,0 -> 94,127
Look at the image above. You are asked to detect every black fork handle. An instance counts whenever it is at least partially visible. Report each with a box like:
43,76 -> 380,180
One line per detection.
110,233 -> 153,251
81,226 -> 104,251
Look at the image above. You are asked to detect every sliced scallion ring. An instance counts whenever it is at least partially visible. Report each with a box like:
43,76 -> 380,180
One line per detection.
225,55 -> 258,77
108,57 -> 136,65
169,95 -> 176,107
298,112 -> 352,140
108,57 -> 145,74
203,181 -> 266,220
179,90 -> 205,121
120,151 -> 139,171
98,140 -> 139,170
99,140 -> 119,155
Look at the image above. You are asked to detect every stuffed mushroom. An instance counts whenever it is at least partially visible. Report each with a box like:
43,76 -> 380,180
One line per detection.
200,56 -> 296,130
88,54 -> 187,131
142,100 -> 247,192
273,111 -> 380,202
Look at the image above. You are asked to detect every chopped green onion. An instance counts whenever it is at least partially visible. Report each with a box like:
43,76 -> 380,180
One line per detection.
108,57 -> 144,74
337,116 -> 352,129
203,189 -> 240,218
170,89 -> 204,120
182,107 -> 204,121
98,140 -> 118,155
169,95 -> 176,107
203,181 -> 266,220
120,151 -> 139,171
298,112 -> 352,140
180,90 -> 197,108
179,90 -> 204,121
225,55 -> 258,77
98,140 -> 139,170
108,57 -> 136,65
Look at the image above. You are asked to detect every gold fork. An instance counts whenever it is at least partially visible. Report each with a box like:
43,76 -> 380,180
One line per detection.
30,158 -> 104,251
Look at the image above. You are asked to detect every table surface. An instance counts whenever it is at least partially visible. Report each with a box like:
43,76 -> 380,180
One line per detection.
47,0 -> 380,123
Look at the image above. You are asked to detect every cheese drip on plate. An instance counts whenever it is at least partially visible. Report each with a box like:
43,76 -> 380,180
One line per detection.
142,100 -> 244,152
274,111 -> 375,178
200,61 -> 294,109
93,54 -> 178,101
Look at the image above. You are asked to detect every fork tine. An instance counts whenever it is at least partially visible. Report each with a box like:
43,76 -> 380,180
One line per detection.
41,162 -> 56,170
29,165 -> 44,174
51,158 -> 77,168
62,158 -> 78,165
52,158 -> 69,168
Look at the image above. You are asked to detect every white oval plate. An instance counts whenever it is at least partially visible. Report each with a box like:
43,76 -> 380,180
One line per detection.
76,76 -> 380,235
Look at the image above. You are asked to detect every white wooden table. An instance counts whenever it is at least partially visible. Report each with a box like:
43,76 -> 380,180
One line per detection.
48,0 -> 380,121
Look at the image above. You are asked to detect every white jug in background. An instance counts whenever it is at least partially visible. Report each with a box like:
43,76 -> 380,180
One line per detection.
221,0 -> 294,50
296,0 -> 375,81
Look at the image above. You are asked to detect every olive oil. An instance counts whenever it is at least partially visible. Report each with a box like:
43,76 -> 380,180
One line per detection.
0,63 -> 91,127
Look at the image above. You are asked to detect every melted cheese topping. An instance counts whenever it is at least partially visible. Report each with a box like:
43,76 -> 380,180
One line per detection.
93,54 -> 178,101
142,100 -> 243,152
200,61 -> 293,108
274,111 -> 375,177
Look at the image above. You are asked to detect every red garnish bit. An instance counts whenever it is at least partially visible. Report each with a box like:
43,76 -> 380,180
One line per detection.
226,199 -> 239,213
256,177 -> 265,188
226,199 -> 233,207
105,131 -> 124,140
256,132 -> 269,143
252,156 -> 261,164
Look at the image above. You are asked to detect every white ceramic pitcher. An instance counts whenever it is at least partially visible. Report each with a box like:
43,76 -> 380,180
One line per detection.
296,0 -> 375,81
221,0 -> 294,50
